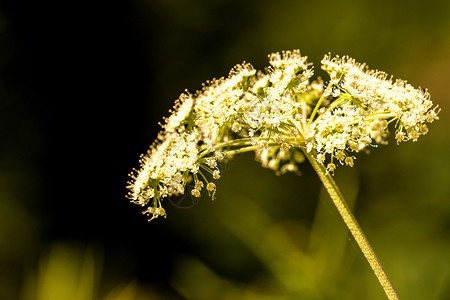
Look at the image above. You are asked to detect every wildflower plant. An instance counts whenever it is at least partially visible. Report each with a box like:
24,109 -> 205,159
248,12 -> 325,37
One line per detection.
127,50 -> 438,299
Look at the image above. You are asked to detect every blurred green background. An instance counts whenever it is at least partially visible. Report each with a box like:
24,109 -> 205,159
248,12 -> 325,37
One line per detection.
1,0 -> 449,299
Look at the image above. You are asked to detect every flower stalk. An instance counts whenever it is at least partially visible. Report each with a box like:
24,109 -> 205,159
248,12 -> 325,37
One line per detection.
303,149 -> 399,300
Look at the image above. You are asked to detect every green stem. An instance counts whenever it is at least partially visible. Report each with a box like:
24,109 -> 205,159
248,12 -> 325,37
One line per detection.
223,145 -> 261,156
199,138 -> 254,158
309,84 -> 332,122
214,137 -> 254,149
347,112 -> 397,126
303,149 -> 400,300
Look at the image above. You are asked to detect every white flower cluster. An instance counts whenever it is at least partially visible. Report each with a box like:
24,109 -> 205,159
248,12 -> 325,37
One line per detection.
194,63 -> 256,146
127,50 -> 438,220
127,131 -> 201,220
311,54 -> 439,172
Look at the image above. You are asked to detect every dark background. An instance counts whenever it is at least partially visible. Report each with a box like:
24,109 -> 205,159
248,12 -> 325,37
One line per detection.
1,0 -> 449,299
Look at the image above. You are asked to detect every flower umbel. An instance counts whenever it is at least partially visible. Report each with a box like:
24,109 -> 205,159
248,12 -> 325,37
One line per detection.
127,50 -> 438,219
